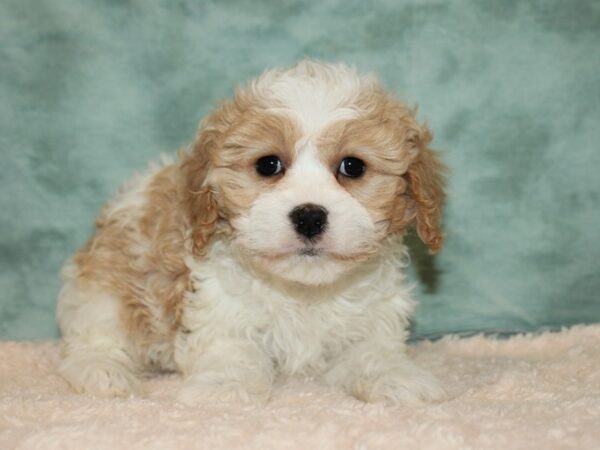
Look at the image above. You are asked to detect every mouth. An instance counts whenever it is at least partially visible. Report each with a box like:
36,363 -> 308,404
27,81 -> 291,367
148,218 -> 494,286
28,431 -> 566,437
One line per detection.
243,244 -> 374,262
298,247 -> 323,257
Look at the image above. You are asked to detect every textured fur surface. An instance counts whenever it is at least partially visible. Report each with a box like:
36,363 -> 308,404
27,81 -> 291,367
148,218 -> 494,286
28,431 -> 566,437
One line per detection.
2,326 -> 600,449
56,60 -> 447,404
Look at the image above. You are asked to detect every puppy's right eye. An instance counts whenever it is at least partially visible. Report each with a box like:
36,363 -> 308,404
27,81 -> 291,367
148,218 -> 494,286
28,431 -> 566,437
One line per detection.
338,157 -> 365,178
256,155 -> 284,177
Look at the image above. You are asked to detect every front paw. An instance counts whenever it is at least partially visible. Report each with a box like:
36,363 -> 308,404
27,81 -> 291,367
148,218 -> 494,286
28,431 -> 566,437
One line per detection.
176,374 -> 272,406
59,355 -> 142,398
351,364 -> 447,405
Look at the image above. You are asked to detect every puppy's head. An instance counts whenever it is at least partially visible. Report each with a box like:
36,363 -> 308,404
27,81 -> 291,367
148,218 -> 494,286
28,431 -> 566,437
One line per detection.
183,60 -> 446,285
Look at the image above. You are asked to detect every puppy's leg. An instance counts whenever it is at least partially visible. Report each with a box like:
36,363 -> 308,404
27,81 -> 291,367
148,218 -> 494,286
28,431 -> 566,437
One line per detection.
57,283 -> 141,397
174,335 -> 274,405
324,339 -> 446,404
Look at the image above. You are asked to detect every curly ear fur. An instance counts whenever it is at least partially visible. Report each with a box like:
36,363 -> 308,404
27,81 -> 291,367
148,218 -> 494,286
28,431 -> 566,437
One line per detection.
181,91 -> 258,256
182,127 -> 220,257
404,126 -> 447,253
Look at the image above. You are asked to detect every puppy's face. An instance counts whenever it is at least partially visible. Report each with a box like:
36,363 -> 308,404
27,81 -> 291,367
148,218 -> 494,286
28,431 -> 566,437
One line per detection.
185,61 -> 445,285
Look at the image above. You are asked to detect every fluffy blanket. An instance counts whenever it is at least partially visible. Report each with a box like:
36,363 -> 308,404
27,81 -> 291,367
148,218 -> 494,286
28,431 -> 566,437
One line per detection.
1,325 -> 599,450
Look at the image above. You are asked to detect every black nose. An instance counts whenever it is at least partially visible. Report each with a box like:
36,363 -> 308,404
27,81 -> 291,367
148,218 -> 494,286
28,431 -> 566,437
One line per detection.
289,203 -> 328,240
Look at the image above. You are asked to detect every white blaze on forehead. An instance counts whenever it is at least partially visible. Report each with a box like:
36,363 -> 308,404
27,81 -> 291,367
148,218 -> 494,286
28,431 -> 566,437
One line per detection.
283,143 -> 336,192
266,91 -> 359,136
254,61 -> 371,136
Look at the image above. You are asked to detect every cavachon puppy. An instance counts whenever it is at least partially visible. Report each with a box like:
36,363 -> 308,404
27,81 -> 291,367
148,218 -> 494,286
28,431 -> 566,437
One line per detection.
57,60 -> 447,405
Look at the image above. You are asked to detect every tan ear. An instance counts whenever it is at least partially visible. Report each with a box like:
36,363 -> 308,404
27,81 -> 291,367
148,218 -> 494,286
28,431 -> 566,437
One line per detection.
182,127 -> 220,256
404,126 -> 447,253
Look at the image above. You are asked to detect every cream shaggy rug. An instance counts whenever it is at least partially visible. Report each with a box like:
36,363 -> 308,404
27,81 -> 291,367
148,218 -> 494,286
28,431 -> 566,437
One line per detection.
1,325 -> 599,450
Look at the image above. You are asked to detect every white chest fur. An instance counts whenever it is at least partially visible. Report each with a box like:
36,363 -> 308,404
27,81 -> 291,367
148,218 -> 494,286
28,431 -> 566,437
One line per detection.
178,240 -> 415,376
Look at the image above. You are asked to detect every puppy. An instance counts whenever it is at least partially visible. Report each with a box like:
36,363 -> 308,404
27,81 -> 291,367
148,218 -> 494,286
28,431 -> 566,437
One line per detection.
57,60 -> 447,405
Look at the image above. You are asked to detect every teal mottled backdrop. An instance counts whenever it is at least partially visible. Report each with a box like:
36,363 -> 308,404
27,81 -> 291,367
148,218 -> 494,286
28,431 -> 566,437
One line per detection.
1,0 -> 599,340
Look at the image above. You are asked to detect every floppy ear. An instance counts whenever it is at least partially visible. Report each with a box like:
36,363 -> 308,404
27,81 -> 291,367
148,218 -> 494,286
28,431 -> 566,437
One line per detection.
403,125 -> 447,254
182,126 -> 220,256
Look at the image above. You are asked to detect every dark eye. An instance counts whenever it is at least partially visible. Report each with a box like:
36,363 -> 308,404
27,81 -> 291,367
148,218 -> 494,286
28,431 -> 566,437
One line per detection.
338,157 -> 365,178
256,155 -> 284,177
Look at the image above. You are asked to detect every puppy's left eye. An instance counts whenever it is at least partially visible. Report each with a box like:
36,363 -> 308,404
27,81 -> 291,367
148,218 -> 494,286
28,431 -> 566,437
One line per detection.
256,155 -> 284,177
338,157 -> 365,178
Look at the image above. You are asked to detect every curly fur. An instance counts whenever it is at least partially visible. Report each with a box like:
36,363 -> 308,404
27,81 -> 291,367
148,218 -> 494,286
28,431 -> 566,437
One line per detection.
57,60 -> 447,405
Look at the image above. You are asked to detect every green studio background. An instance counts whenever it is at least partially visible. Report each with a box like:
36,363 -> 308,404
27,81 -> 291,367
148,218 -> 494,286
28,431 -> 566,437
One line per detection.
1,0 -> 599,340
